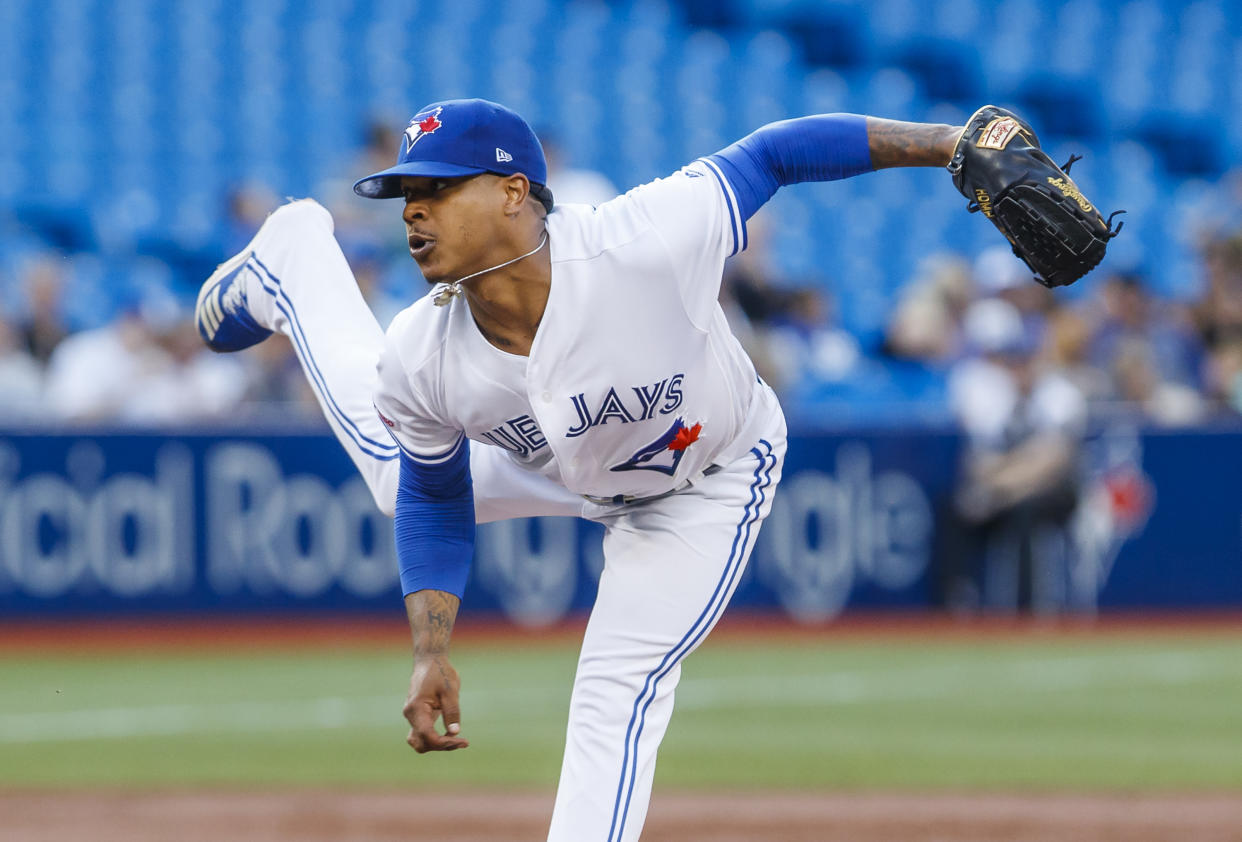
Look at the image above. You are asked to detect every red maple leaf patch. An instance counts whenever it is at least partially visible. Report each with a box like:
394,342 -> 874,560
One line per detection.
667,422 -> 702,452
418,114 -> 442,134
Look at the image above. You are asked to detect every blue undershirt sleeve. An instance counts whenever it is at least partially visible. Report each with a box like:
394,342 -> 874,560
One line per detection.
706,113 -> 874,221
393,439 -> 476,599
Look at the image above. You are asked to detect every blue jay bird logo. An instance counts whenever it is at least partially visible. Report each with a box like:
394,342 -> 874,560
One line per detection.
609,418 -> 702,476
403,108 -> 443,155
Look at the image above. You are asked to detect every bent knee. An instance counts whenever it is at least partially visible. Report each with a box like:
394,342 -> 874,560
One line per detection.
266,197 -> 335,235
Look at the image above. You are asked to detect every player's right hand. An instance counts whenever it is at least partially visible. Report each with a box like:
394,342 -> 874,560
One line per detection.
404,654 -> 470,752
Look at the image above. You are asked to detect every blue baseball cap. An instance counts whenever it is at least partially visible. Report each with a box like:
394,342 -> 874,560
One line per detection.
353,98 -> 554,211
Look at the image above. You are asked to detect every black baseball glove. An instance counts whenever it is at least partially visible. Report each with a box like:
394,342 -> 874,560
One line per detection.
947,105 -> 1123,288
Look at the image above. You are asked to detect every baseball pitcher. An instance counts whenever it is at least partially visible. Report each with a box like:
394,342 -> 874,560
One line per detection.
195,98 -> 1115,841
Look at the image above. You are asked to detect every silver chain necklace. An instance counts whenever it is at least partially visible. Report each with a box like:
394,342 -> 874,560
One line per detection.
432,232 -> 549,306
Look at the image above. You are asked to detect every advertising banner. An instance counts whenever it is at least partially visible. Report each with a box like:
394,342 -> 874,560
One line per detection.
1,425 -> 1238,621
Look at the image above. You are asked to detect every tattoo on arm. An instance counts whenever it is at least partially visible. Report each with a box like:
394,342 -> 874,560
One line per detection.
435,660 -> 454,685
406,590 -> 461,658
866,118 -> 962,169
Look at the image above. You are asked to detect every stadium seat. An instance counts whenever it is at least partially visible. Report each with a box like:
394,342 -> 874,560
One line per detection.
0,0 -> 1236,378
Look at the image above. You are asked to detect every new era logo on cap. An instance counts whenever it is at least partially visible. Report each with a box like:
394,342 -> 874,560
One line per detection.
496,147 -> 513,163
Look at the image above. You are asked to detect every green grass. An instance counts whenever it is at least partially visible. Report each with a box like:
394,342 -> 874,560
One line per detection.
2,630 -> 1240,791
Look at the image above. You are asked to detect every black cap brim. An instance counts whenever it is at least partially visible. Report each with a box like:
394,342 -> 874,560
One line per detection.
353,161 -> 487,198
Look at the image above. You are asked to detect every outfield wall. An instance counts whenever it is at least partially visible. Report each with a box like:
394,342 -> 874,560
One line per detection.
1,423 -> 1239,622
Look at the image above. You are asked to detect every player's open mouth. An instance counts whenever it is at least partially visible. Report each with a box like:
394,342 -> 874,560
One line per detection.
408,236 -> 435,259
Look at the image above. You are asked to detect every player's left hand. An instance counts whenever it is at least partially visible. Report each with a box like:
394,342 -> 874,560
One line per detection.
404,654 -> 470,752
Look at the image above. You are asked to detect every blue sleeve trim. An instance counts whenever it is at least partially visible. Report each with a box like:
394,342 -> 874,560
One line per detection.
706,113 -> 873,222
394,443 -> 475,599
392,430 -> 467,466
373,402 -> 465,466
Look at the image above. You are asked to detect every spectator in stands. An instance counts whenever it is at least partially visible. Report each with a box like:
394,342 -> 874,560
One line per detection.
541,132 -> 620,208
765,286 -> 861,388
0,314 -> 44,418
1196,236 -> 1242,337
319,116 -> 423,265
1108,337 -> 1205,425
1088,271 -> 1204,399
942,298 -> 1087,614
313,117 -> 439,327
1184,168 -> 1242,247
143,317 -> 252,423
1041,307 -> 1111,405
718,215 -> 792,390
883,252 -> 973,364
349,243 -> 408,331
721,217 -> 786,327
15,254 -> 68,366
44,305 -> 172,422
222,182 -> 281,257
1194,234 -> 1242,417
972,245 -> 1054,337
234,335 -> 320,415
235,335 -> 325,417
1205,338 -> 1242,414
43,289 -> 248,424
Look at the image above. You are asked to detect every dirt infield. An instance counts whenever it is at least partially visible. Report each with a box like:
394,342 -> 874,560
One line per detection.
4,791 -> 1242,842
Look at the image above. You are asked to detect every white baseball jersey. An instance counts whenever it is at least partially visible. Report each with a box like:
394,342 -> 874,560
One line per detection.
373,159 -> 767,506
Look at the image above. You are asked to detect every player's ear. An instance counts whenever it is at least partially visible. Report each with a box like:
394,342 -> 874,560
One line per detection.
501,174 -> 531,216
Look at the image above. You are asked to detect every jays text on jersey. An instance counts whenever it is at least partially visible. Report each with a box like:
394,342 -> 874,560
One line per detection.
373,158 -> 769,506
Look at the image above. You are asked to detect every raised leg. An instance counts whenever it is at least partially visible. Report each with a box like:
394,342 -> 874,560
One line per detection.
194,199 -> 585,522
196,199 -> 401,513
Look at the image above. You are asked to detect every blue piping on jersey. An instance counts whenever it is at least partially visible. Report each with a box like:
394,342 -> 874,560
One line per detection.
697,157 -> 745,256
607,440 -> 778,842
250,255 -> 399,461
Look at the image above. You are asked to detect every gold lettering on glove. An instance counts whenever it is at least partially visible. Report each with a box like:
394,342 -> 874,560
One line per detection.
974,188 -> 994,218
1047,176 -> 1094,212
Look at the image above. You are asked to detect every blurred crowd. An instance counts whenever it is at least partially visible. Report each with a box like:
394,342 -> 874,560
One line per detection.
726,217 -> 1242,428
2,130 -> 1242,432
0,122 -> 624,427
